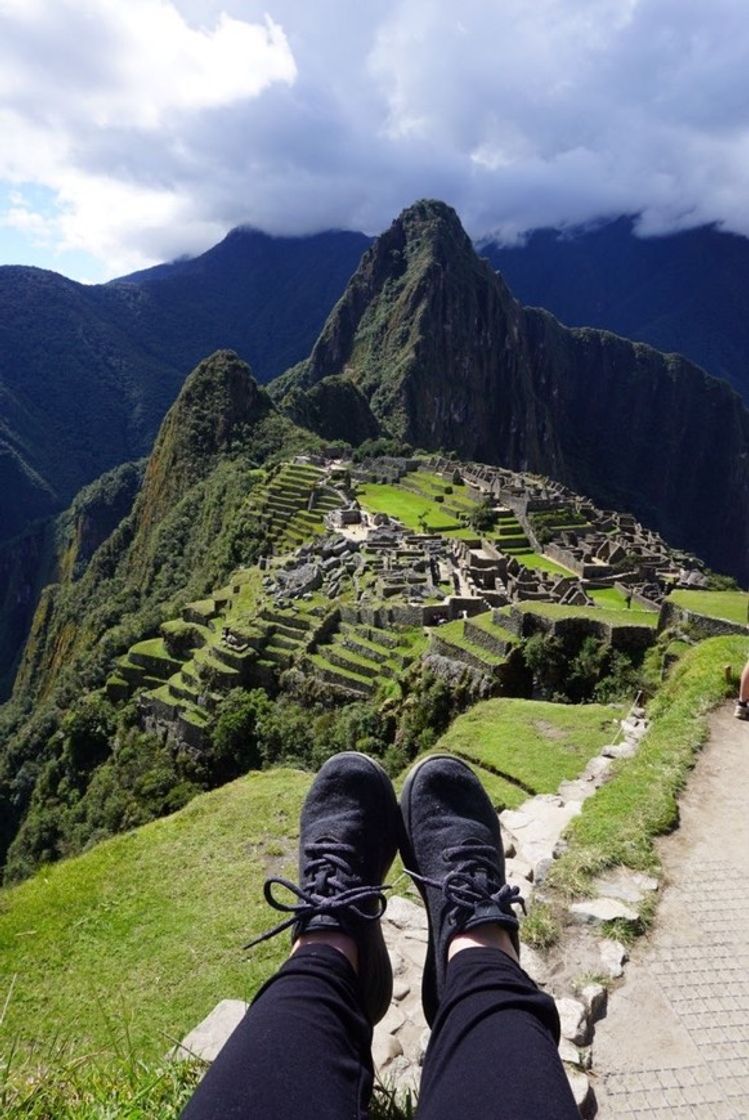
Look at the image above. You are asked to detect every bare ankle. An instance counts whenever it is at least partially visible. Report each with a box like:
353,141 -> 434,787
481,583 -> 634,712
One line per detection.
292,930 -> 359,973
448,923 -> 519,965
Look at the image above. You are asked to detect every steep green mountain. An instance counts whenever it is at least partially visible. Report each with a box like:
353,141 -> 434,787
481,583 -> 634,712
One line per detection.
274,200 -> 749,583
0,351 -> 323,876
12,350 -> 313,707
483,217 -> 749,403
0,229 -> 367,546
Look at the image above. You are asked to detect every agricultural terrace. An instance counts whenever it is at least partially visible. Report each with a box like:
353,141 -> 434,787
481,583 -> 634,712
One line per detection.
356,480 -> 477,538
667,589 -> 749,626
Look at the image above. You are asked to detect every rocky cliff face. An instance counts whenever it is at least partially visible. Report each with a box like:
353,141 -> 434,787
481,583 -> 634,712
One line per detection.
278,200 -> 749,582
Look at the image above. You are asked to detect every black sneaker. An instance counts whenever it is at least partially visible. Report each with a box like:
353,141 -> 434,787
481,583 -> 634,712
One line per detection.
735,701 -> 749,721
246,751 -> 399,1024
400,753 -> 524,1026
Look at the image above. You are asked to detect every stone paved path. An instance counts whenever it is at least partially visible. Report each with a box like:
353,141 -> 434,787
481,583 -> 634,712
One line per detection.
594,704 -> 749,1118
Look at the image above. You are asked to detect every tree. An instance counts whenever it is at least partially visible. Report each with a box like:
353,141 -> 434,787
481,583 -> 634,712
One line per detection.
211,688 -> 272,778
467,498 -> 497,534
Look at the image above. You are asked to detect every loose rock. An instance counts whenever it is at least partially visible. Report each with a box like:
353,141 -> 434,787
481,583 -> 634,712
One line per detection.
581,983 -> 607,1023
372,1031 -> 403,1071
385,895 -> 428,931
599,938 -> 628,978
569,898 -> 639,925
565,1068 -> 595,1117
172,999 -> 248,1063
556,996 -> 590,1046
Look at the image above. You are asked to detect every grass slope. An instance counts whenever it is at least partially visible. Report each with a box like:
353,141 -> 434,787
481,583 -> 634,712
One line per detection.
0,770 -> 311,1064
514,602 -> 658,626
436,698 -> 623,802
356,482 -> 475,537
667,588 -> 749,625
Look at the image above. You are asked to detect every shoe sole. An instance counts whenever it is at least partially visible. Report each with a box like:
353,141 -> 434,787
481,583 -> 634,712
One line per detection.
399,752 -> 478,1027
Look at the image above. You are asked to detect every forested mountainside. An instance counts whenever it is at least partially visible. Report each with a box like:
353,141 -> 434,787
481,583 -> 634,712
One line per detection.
0,350 -> 326,876
275,200 -> 749,584
0,230 -> 367,545
483,217 -> 749,403
0,460 -> 144,698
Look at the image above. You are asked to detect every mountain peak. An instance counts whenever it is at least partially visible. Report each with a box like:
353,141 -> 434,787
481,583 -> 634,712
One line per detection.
136,350 -> 270,536
394,197 -> 464,231
275,201 -> 749,583
288,198 -> 502,395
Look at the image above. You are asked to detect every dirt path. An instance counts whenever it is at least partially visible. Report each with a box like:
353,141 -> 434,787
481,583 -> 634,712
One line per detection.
594,703 -> 749,1117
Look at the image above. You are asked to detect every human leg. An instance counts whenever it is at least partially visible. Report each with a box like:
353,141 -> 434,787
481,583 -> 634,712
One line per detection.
400,754 -> 578,1120
417,945 -> 578,1120
736,659 -> 749,718
181,943 -> 372,1120
180,752 -> 399,1120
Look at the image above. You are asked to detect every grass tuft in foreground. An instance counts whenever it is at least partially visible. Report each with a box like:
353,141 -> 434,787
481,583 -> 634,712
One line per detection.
0,1047 -> 202,1119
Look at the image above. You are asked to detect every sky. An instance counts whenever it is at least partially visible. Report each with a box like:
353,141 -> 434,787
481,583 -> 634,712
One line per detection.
1,0 -> 748,282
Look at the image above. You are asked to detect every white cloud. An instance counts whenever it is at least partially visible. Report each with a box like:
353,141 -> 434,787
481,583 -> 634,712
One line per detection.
1,0 -> 748,277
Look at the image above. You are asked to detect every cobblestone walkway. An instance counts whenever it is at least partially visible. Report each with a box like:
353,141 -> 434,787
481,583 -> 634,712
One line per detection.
594,704 -> 749,1118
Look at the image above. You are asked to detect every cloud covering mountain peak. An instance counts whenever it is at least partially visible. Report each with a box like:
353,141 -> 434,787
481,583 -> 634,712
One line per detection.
1,0 -> 748,278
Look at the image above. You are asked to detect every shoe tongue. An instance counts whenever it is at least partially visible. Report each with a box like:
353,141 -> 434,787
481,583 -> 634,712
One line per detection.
462,901 -> 506,929
300,914 -> 344,934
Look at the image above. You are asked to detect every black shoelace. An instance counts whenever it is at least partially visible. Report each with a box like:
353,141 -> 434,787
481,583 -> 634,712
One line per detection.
245,838 -> 389,949
406,839 -> 526,924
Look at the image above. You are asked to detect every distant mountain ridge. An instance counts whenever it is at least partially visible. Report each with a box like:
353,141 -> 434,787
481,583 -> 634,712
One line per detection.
3,207 -> 749,553
274,200 -> 749,583
483,217 -> 749,401
0,229 -> 368,545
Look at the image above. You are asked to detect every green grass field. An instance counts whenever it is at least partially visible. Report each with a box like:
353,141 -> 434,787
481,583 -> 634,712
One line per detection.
589,587 -> 634,610
667,589 -> 748,626
514,551 -> 575,576
357,482 -> 471,533
0,770 -> 311,1064
511,602 -> 658,627
436,697 -> 623,798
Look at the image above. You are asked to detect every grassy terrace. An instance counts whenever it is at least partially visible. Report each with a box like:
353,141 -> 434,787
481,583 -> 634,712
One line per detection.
667,588 -> 749,626
513,550 -> 575,576
434,618 -> 508,666
438,698 -> 623,809
509,602 -> 658,627
244,462 -> 340,553
308,623 -> 428,699
589,586 -> 633,610
403,470 -> 476,510
0,771 -> 311,1063
356,481 -> 477,538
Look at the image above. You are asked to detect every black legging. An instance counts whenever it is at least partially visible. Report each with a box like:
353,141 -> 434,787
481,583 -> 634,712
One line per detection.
181,944 -> 579,1119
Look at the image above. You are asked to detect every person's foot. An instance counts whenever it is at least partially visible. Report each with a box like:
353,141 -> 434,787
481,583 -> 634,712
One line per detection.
247,751 -> 399,1024
735,701 -> 749,721
399,753 -> 524,1026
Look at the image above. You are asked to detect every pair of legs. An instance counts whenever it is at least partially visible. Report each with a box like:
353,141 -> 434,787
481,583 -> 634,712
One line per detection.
181,753 -> 579,1119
